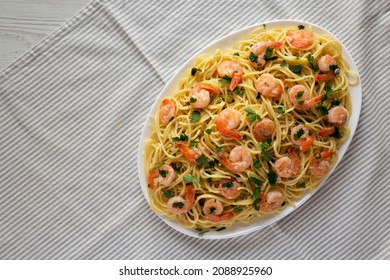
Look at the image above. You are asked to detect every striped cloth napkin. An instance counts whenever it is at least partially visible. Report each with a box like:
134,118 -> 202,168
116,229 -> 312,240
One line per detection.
0,0 -> 388,259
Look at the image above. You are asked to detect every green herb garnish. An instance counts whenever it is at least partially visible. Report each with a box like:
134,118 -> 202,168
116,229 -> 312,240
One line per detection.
298,25 -> 305,30
253,158 -> 261,168
280,60 -> 287,67
172,134 -> 188,142
196,154 -> 209,167
331,99 -> 341,106
153,162 -> 165,169
264,47 -> 277,61
249,177 -> 264,186
218,75 -> 232,84
277,107 -> 285,114
251,187 -> 262,200
295,90 -> 304,100
233,206 -> 244,212
190,141 -> 199,147
316,105 -> 329,116
173,202 -> 184,209
260,140 -> 272,162
299,182 -> 306,189
159,169 -> 168,178
289,64 -> 302,74
221,182 -> 234,188
307,54 -> 319,71
191,67 -> 201,76
244,108 -> 261,122
190,110 -> 201,122
330,127 -> 342,139
233,87 -> 244,96
268,170 -> 277,186
293,128 -> 305,140
183,175 -> 200,184
216,146 -> 222,152
189,97 -> 197,103
253,198 -> 261,211
163,191 -> 175,198
329,64 -> 340,74
205,128 -> 212,135
249,52 -> 258,62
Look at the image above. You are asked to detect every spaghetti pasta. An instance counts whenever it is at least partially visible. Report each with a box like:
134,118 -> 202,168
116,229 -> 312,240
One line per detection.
144,25 -> 358,231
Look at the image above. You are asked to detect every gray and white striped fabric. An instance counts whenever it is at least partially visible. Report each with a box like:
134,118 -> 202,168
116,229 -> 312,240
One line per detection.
0,0 -> 389,259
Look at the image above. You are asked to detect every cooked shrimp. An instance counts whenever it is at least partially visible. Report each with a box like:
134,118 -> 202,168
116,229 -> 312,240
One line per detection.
255,73 -> 283,98
253,118 -> 275,142
288,85 -> 322,110
274,148 -> 300,178
259,190 -> 284,212
148,164 -> 176,190
159,99 -> 176,125
317,127 -> 335,137
290,125 -> 314,152
190,83 -> 218,109
318,55 -> 337,72
217,60 -> 243,91
315,55 -> 338,81
216,108 -> 242,139
176,142 -> 201,163
328,106 -> 348,127
203,199 -> 234,222
167,185 -> 195,214
315,72 -> 335,82
250,41 -> 283,68
219,179 -> 241,199
286,30 -> 314,49
218,146 -> 252,173
309,150 -> 334,178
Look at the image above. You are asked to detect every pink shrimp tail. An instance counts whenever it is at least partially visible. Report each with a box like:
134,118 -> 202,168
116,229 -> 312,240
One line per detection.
315,72 -> 334,82
207,212 -> 234,222
229,73 -> 242,91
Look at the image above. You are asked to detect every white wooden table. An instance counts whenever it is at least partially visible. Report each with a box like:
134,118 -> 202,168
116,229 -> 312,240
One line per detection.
0,0 -> 90,71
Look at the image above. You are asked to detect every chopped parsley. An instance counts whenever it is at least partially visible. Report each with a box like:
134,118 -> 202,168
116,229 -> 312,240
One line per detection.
295,90 -> 304,100
330,127 -> 342,139
253,198 -> 261,211
307,54 -> 319,71
308,130 -> 313,136
173,164 -> 181,173
244,108 -> 262,122
253,158 -> 261,168
316,105 -> 329,116
289,64 -> 302,74
191,67 -> 201,76
190,141 -> 199,147
163,191 -> 175,198
205,128 -> 212,135
190,110 -> 201,122
268,170 -> 277,186
183,175 -> 200,184
331,99 -> 341,106
173,202 -> 184,208
189,97 -> 197,103
249,176 -> 264,186
221,181 -> 234,188
233,206 -> 244,213
280,60 -> 287,67
264,47 -> 278,61
196,154 -> 209,167
325,82 -> 341,98
159,169 -> 168,178
233,87 -> 244,96
250,187 -> 262,200
249,52 -> 258,62
216,146 -> 223,152
298,182 -> 306,189
197,229 -> 209,236
298,100 -> 305,105
263,24 -> 266,29
329,64 -> 340,74
218,75 -> 232,84
298,25 -> 305,30
207,178 -> 212,183
277,107 -> 285,114
172,134 -> 188,142
220,97 -> 225,102
260,139 -> 273,162
153,162 -> 165,169
234,52 -> 240,56
293,128 -> 305,140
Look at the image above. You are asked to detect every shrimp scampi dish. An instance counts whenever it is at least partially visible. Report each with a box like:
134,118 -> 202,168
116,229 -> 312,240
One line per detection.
144,24 -> 359,233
